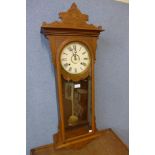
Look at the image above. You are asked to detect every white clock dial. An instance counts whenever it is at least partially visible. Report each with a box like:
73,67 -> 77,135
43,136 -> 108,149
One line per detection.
60,42 -> 90,74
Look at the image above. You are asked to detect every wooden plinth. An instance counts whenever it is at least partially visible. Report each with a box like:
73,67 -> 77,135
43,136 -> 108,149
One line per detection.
31,129 -> 128,155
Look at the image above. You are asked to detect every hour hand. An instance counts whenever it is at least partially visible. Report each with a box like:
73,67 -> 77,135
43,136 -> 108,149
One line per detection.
74,54 -> 77,60
73,45 -> 77,53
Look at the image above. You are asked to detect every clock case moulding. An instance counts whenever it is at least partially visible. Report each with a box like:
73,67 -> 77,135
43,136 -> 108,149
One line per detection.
41,2 -> 104,149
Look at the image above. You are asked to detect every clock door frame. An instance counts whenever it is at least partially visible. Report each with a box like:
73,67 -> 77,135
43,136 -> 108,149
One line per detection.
58,37 -> 95,141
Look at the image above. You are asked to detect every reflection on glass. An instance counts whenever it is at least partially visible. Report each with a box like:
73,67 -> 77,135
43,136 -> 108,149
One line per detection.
62,76 -> 92,139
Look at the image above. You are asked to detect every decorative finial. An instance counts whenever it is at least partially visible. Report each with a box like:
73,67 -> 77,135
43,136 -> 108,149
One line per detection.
71,2 -> 78,9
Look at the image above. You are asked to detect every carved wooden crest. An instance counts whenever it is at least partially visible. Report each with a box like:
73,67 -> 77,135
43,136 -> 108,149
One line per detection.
41,3 -> 103,31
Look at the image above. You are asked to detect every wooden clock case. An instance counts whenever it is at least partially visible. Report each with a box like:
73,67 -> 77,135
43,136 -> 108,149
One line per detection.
41,3 -> 104,149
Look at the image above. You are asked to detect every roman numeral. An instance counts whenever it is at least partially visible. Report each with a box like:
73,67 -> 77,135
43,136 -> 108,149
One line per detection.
79,46 -> 82,51
69,67 -> 72,72
82,51 -> 86,55
84,58 -> 88,60
63,53 -> 68,55
64,63 -> 69,68
62,58 -> 67,61
75,68 -> 77,73
81,62 -> 87,66
73,44 -> 76,50
67,46 -> 73,51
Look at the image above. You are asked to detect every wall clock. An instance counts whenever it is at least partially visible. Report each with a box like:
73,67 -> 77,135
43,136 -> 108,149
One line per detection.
41,3 -> 104,149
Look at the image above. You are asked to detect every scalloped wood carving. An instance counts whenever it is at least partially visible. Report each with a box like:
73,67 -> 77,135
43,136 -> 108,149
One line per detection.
41,3 -> 103,31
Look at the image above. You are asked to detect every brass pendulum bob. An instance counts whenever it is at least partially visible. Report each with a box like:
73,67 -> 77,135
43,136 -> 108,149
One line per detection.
68,83 -> 78,126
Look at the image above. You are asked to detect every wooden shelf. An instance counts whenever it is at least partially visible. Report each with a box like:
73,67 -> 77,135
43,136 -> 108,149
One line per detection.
31,129 -> 128,155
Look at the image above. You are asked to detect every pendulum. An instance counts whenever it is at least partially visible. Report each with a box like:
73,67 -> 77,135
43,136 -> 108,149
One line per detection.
68,82 -> 78,126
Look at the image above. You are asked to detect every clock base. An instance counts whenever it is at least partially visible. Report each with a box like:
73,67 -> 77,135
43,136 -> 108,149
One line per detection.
53,124 -> 96,149
30,128 -> 128,155
53,130 -> 100,149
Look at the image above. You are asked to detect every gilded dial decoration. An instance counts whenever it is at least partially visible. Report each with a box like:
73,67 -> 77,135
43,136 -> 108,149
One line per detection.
60,42 -> 90,74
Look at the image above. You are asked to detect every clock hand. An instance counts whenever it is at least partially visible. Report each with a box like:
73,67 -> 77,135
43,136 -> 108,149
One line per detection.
73,46 -> 78,61
73,54 -> 77,60
75,55 -> 77,60
73,45 -> 77,54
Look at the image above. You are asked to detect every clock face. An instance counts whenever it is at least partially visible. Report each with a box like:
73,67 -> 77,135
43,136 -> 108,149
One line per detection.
60,42 -> 90,74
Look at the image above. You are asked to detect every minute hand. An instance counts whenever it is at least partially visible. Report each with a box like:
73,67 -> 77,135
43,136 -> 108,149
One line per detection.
73,45 -> 77,54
